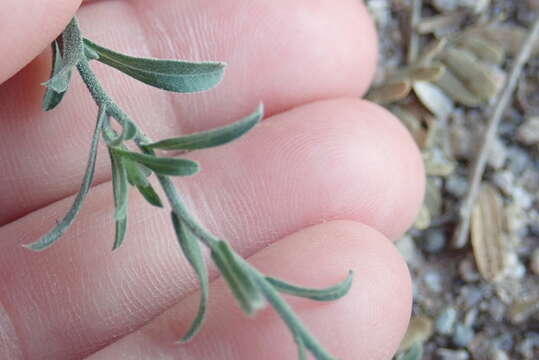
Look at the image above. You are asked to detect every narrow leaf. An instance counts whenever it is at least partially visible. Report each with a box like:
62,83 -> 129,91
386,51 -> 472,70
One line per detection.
125,159 -> 149,187
42,41 -> 71,111
146,104 -> 263,151
211,241 -> 266,315
136,184 -> 163,208
114,148 -> 199,176
112,218 -> 128,251
44,18 -> 84,93
171,212 -> 209,342
23,105 -> 106,251
102,115 -> 137,147
254,275 -> 338,360
266,270 -> 353,302
109,150 -> 129,221
84,38 -> 226,93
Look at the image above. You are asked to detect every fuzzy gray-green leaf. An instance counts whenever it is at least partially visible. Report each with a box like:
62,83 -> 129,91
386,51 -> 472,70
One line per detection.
211,241 -> 266,315
125,159 -> 149,187
136,184 -> 163,208
44,18 -> 84,93
266,270 -> 353,301
114,149 -> 199,176
171,212 -> 209,342
112,218 -> 128,251
146,104 -> 263,151
43,41 -> 71,111
84,38 -> 226,93
109,150 -> 129,221
23,104 -> 105,251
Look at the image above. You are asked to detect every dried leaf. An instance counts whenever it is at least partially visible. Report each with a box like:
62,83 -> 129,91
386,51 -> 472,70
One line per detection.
409,63 -> 446,82
413,81 -> 454,119
392,107 -> 427,147
468,24 -> 539,56
471,184 -> 507,282
399,315 -> 433,351
367,80 -> 412,104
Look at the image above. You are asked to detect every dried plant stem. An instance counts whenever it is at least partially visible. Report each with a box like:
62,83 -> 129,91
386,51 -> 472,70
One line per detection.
452,16 -> 539,248
407,0 -> 422,64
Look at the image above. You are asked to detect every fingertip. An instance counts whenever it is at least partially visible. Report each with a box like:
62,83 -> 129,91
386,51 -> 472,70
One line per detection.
0,0 -> 82,84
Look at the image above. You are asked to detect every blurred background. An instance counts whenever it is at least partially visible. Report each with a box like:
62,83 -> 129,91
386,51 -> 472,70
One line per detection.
364,1 -> 539,359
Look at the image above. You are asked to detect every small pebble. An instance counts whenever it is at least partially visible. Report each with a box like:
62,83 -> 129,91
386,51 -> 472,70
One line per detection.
453,323 -> 475,347
436,307 -> 458,335
423,271 -> 443,293
491,349 -> 510,360
517,117 -> 539,145
423,229 -> 447,253
459,258 -> 481,282
445,175 -> 469,197
516,333 -> 539,359
487,136 -> 508,170
458,286 -> 483,308
436,348 -> 470,360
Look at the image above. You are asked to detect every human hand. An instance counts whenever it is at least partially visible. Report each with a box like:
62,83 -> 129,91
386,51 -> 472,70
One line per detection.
0,1 -> 425,359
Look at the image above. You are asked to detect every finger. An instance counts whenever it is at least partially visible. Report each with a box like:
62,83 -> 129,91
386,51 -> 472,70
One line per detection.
87,221 -> 412,360
0,0 -> 377,225
0,0 -> 81,84
0,98 -> 423,360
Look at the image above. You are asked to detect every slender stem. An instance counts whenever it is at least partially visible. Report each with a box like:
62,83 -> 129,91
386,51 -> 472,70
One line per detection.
452,16 -> 539,248
407,0 -> 422,64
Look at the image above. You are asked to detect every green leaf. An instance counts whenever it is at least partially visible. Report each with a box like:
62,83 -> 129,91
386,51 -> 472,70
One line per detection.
113,148 -> 199,176
266,270 -> 353,302
253,275 -> 338,360
84,38 -> 226,93
113,217 -> 128,251
145,104 -> 263,151
171,212 -> 209,342
44,18 -> 84,93
109,150 -> 129,221
102,114 -> 137,147
136,184 -> 163,208
125,159 -> 149,187
211,241 -> 266,315
401,342 -> 423,360
23,104 -> 106,251
42,41 -> 71,111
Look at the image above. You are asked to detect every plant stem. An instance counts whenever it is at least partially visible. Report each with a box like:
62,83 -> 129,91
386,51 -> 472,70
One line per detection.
452,16 -> 539,248
76,56 -> 338,360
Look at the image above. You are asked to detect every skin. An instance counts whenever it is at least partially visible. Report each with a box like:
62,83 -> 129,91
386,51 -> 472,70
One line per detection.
0,1 -> 425,359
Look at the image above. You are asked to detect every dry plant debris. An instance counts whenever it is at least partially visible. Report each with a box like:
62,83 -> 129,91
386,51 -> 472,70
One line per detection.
366,1 -> 539,359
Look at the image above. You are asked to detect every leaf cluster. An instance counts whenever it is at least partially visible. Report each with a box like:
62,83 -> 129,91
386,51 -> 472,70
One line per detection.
26,17 -> 355,360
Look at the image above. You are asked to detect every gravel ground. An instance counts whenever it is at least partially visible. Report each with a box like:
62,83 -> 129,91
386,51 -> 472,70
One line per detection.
364,1 -> 539,359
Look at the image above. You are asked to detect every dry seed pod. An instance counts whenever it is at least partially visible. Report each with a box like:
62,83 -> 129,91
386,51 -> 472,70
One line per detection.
454,36 -> 505,65
434,66 -> 483,106
367,80 -> 412,104
471,184 -> 508,282
399,315 -> 433,351
413,81 -> 454,119
440,47 -> 499,100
